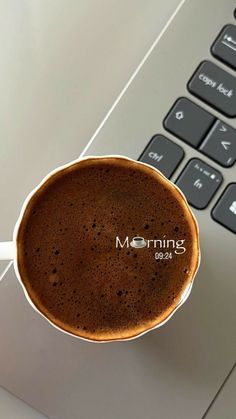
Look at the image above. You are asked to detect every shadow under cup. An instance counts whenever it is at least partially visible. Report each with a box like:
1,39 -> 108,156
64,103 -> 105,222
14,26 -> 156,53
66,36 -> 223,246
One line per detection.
14,156 -> 200,342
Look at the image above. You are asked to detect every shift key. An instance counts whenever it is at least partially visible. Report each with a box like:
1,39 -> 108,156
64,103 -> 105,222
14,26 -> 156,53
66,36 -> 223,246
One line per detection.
188,61 -> 236,117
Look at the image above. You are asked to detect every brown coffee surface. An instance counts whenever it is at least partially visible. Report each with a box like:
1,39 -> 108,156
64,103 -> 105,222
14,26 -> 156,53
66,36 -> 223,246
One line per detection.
17,157 -> 199,341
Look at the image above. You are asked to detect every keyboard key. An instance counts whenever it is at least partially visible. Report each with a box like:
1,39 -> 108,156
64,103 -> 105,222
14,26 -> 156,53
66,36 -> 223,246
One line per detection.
164,98 -> 215,148
188,61 -> 236,117
212,183 -> 236,233
176,158 -> 223,209
199,120 -> 236,167
138,135 -> 184,178
212,25 -> 236,70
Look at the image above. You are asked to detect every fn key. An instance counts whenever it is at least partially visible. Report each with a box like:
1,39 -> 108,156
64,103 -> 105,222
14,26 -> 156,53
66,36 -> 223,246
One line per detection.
176,159 -> 223,209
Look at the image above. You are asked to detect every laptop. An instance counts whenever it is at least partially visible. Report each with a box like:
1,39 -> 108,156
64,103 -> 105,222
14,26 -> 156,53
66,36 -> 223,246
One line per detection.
0,0 -> 235,417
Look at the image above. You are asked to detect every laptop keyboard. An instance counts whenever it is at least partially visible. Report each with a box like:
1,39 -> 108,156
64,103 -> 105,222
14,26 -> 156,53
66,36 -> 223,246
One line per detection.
139,23 -> 236,234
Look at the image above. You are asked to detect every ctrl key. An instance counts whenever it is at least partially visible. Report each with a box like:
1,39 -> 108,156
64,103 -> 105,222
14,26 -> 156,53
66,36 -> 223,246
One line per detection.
138,135 -> 184,178
212,184 -> 236,233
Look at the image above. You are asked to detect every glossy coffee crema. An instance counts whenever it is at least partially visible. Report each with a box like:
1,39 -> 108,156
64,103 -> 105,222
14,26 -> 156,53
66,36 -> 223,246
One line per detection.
16,157 -> 200,341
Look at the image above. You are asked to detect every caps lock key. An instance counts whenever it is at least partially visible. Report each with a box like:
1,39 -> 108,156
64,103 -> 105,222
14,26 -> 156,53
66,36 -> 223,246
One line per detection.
188,61 -> 236,117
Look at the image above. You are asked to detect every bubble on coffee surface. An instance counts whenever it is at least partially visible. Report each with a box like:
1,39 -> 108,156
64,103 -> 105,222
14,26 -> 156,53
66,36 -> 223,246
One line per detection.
17,158 -> 198,340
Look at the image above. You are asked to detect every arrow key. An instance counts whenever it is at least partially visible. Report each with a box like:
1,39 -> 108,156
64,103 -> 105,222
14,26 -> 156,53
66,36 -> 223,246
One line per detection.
199,120 -> 236,167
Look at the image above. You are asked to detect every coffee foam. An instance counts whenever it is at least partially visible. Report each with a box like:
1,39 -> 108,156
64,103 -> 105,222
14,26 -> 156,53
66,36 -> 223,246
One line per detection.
16,157 -> 199,341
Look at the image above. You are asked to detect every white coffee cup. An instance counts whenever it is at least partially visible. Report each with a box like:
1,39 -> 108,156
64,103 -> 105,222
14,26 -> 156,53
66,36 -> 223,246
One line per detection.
0,155 -> 200,342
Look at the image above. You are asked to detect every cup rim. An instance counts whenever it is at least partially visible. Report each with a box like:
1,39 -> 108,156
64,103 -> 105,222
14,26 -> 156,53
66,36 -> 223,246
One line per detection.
12,154 -> 201,343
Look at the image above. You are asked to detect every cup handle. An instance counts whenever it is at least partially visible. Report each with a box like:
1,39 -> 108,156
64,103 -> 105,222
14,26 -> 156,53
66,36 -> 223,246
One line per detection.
0,241 -> 14,260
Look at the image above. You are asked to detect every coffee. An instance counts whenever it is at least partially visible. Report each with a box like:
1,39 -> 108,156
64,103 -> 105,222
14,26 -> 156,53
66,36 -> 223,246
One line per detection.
16,157 -> 199,341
